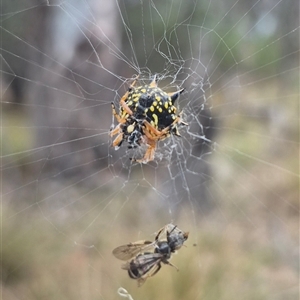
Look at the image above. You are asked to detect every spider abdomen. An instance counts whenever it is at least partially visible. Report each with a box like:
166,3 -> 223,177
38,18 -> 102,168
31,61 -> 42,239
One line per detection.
125,86 -> 177,130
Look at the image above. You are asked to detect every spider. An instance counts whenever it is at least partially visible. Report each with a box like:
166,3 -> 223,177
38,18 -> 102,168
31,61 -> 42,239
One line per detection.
110,75 -> 188,163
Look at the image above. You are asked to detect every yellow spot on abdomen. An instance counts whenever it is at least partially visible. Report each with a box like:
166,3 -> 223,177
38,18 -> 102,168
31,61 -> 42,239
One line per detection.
152,113 -> 158,126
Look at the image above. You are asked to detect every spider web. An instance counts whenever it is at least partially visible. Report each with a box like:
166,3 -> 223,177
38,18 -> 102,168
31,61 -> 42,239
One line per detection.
1,0 -> 299,299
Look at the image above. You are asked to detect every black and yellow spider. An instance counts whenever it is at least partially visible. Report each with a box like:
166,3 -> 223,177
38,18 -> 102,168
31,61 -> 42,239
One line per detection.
110,75 -> 188,163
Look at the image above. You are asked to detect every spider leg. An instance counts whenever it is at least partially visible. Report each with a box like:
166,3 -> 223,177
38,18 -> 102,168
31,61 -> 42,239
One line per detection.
143,120 -> 173,142
109,121 -> 124,148
171,119 -> 188,137
147,111 -> 187,138
133,138 -> 156,164
116,76 -> 139,117
119,98 -> 134,116
178,111 -> 189,126
112,132 -> 124,149
111,103 -> 125,124
179,120 -> 188,126
173,113 -> 188,136
110,105 -> 124,148
142,139 -> 156,163
143,121 -> 165,139
110,124 -> 121,137
134,115 -> 188,163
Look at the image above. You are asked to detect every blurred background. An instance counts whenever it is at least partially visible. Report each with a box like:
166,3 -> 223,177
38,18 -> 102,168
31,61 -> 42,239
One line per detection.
1,0 -> 299,299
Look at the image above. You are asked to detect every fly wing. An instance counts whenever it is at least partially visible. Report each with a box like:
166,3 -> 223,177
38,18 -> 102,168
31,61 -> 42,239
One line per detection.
112,240 -> 154,260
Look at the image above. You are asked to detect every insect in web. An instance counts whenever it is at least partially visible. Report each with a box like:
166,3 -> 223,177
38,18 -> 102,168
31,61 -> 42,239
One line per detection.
109,75 -> 188,163
112,224 -> 189,286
